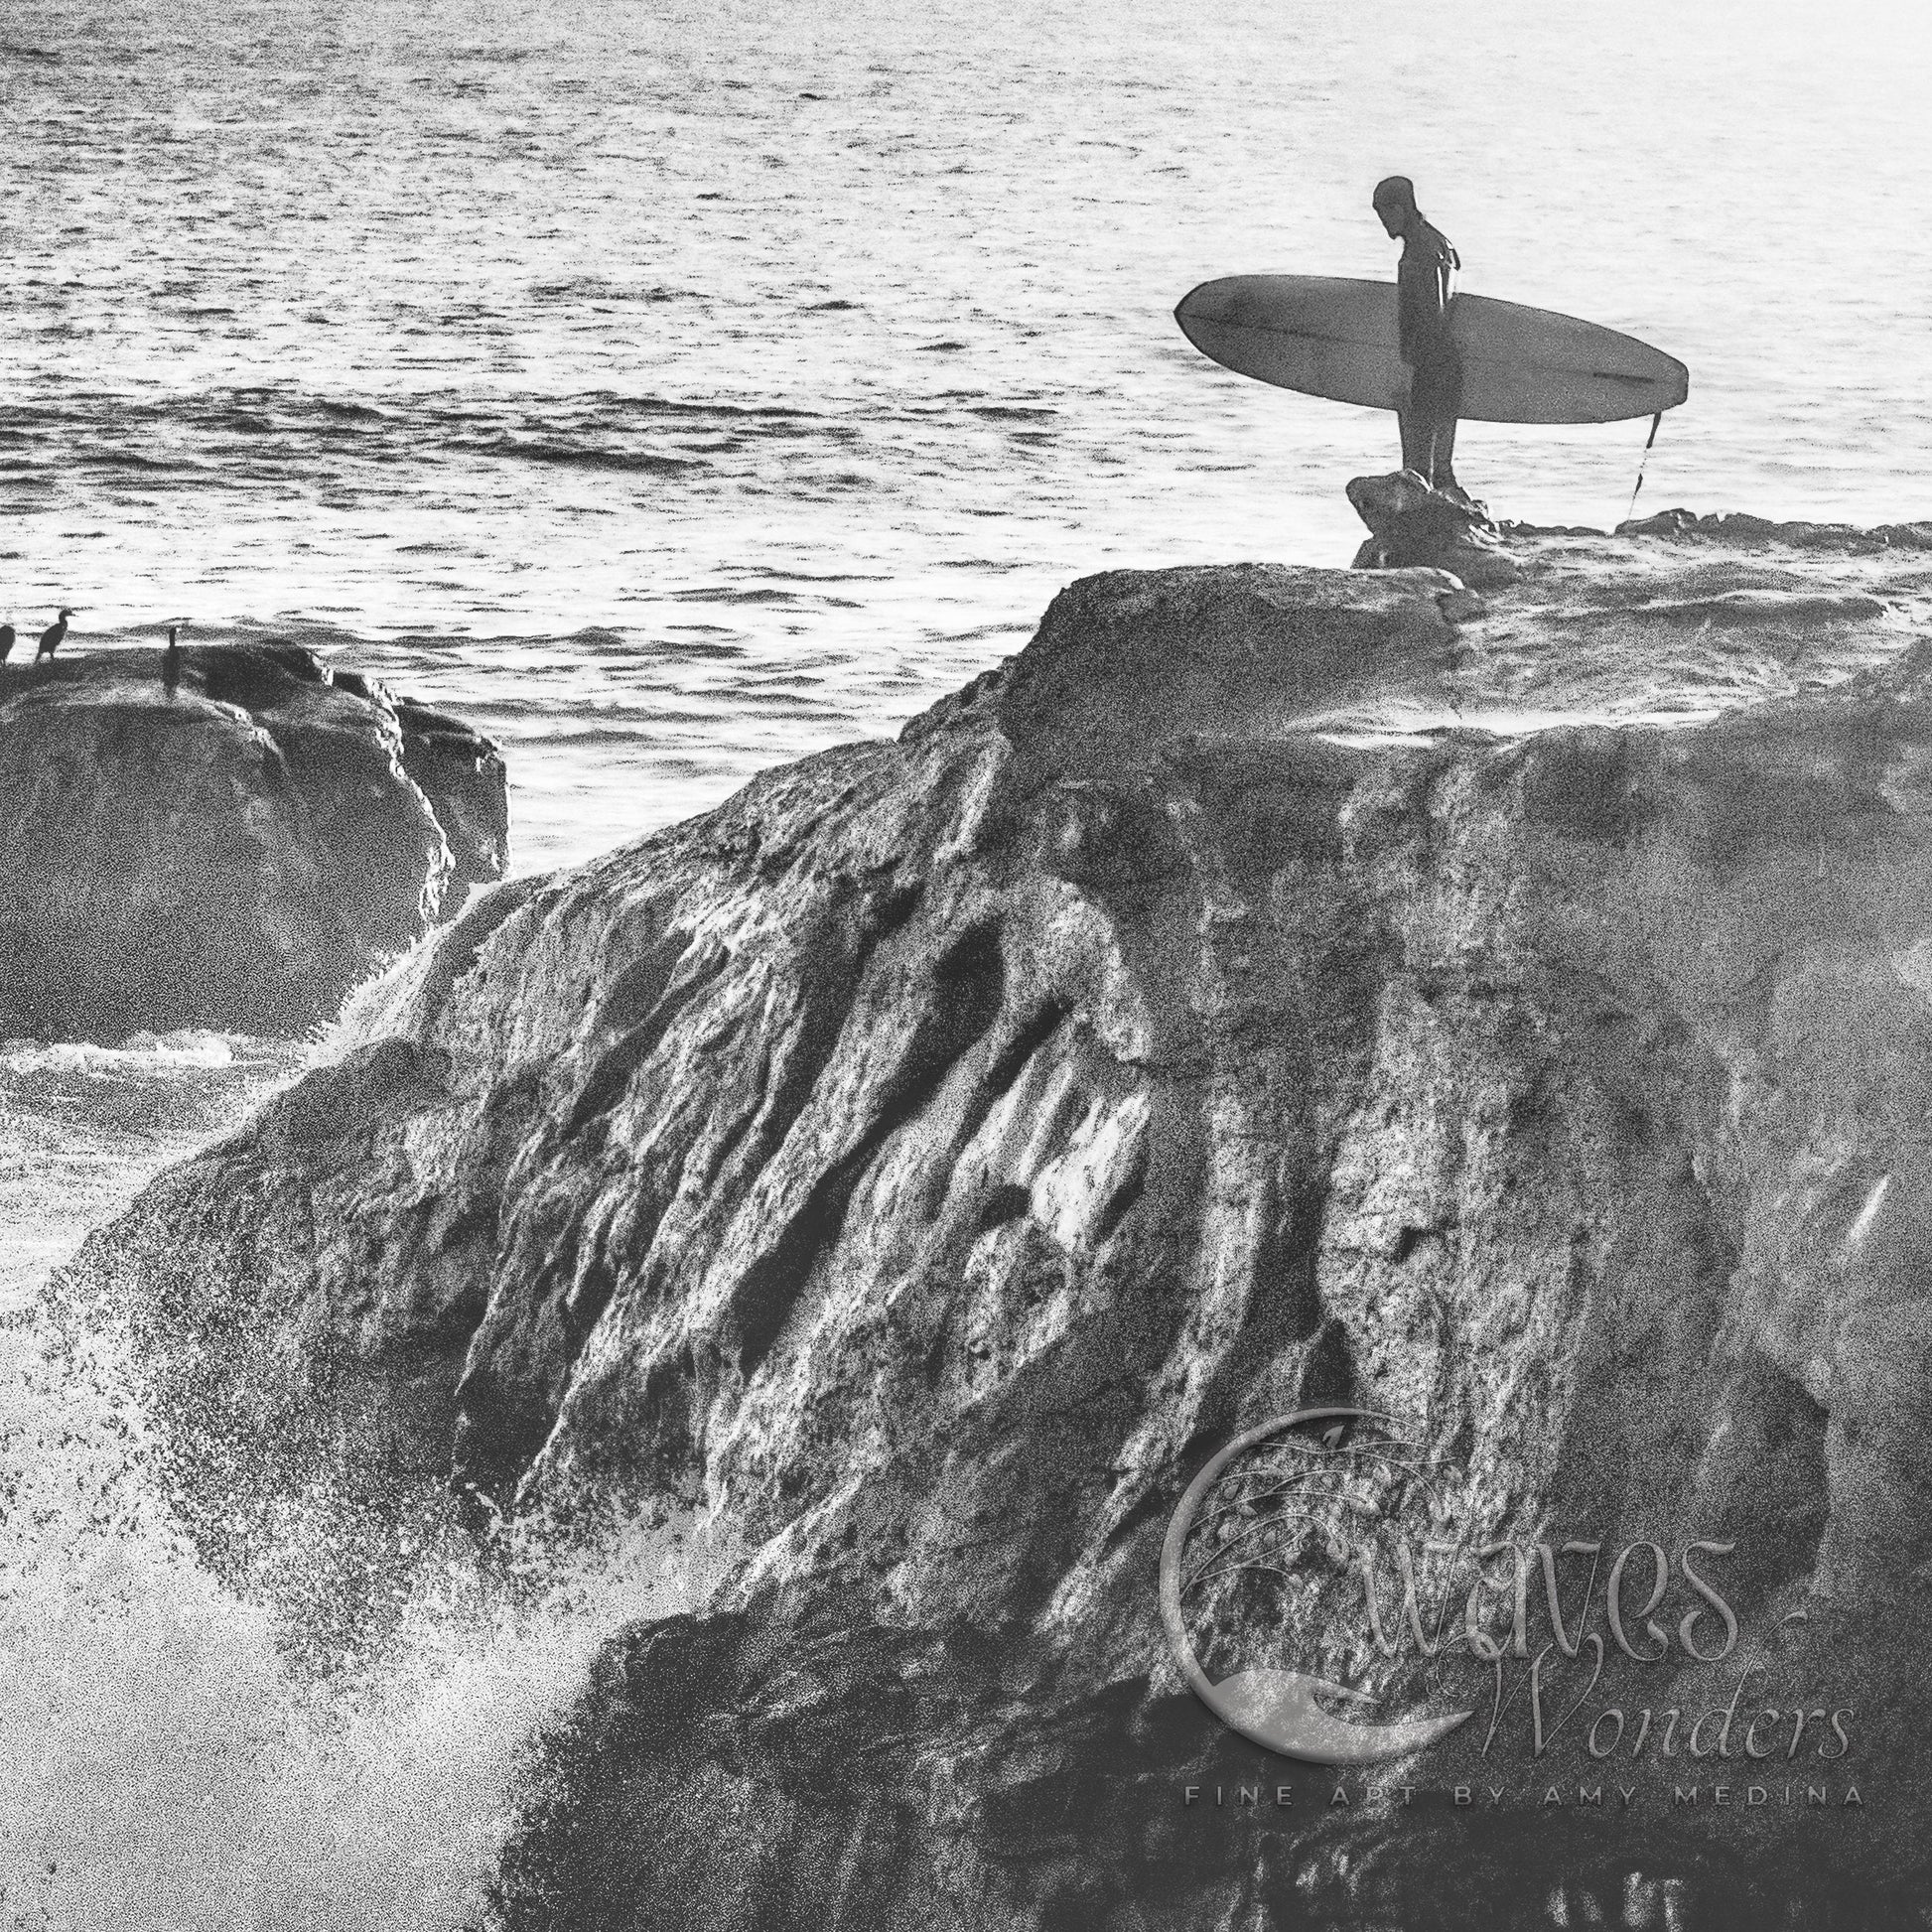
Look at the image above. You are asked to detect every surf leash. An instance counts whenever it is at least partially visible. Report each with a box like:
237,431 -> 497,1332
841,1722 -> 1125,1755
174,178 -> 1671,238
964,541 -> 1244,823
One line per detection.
1624,411 -> 1664,524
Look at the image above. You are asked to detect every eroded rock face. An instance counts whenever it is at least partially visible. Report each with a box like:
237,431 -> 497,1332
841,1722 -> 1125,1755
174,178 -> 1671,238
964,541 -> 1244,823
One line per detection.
69,542 -> 1932,1923
0,643 -> 507,1039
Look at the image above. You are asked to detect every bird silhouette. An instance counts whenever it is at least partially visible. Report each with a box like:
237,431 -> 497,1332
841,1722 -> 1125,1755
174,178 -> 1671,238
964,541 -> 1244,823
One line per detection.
0,624 -> 14,665
36,608 -> 72,662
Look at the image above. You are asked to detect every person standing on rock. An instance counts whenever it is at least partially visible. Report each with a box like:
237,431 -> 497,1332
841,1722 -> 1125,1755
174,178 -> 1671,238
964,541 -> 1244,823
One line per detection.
1373,176 -> 1469,503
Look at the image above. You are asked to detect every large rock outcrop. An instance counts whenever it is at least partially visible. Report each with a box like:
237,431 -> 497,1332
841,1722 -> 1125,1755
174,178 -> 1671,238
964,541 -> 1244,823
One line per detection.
68,531 -> 1932,1925
0,644 -> 507,1039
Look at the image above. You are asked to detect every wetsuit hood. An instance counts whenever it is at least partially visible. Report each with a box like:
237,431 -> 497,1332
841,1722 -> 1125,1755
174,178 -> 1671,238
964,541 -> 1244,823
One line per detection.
1372,175 -> 1418,217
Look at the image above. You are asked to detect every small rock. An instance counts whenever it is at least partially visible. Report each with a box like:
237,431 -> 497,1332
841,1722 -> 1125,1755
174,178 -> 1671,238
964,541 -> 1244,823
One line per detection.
1346,469 -> 1521,588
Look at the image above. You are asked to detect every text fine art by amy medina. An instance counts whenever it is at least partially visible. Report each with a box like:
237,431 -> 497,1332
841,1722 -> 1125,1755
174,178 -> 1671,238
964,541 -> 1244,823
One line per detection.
4,2 -> 1932,1928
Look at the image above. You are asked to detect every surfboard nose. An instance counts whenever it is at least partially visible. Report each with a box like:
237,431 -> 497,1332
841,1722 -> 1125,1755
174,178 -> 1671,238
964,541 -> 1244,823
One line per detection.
1175,277 -> 1235,320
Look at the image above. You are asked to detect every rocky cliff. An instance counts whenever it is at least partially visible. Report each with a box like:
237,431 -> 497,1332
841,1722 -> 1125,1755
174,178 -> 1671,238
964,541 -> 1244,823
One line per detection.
0,644 -> 507,1040
68,527 -> 1932,1926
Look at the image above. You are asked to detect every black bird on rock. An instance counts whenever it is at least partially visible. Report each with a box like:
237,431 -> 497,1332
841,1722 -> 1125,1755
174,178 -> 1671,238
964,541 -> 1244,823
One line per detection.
36,609 -> 72,662
0,624 -> 14,665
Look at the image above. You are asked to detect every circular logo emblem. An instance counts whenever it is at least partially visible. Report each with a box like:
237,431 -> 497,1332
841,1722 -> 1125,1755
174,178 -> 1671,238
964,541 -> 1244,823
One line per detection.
1160,1406 -> 1473,1764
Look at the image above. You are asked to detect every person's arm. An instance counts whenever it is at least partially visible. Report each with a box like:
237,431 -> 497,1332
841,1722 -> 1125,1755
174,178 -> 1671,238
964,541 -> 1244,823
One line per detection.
1396,250 -> 1427,367
1398,235 -> 1452,393
1398,242 -> 1452,367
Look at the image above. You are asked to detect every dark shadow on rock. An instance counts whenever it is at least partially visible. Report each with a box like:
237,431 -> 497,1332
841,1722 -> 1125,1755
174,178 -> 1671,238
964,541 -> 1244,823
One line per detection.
488,1591 -> 1924,1931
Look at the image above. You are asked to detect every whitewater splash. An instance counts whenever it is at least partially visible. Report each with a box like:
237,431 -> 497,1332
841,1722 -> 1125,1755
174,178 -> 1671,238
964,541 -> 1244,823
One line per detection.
0,1029 -> 732,1931
0,1300 -> 733,1931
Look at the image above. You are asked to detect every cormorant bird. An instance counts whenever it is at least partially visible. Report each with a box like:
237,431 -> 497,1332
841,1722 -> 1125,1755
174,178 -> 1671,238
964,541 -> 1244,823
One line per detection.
0,624 -> 14,665
162,623 -> 183,696
36,609 -> 72,662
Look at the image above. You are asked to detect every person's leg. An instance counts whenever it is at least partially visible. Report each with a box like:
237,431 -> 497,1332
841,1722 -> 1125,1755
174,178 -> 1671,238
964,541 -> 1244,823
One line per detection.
1398,408 -> 1431,479
1408,342 -> 1463,492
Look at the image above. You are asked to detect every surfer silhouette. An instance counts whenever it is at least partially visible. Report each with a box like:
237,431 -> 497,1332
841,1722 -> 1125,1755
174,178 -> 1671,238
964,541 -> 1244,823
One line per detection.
1373,177 -> 1466,501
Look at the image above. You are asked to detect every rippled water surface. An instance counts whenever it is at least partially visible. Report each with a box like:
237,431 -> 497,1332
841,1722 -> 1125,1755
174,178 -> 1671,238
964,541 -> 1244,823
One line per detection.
2,1 -> 1931,1921
4,0 -> 1931,866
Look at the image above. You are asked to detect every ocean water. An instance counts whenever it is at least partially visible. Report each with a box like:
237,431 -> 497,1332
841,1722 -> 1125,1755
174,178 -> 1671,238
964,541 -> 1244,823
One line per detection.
2,0 -> 1931,1921
5,0 -> 1932,869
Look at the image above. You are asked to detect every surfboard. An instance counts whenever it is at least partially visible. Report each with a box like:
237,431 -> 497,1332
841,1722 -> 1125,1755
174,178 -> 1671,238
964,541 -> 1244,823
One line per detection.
1174,274 -> 1688,425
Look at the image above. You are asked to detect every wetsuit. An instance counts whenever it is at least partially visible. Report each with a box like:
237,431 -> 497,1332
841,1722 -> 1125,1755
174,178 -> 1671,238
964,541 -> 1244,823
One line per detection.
1396,216 -> 1461,490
